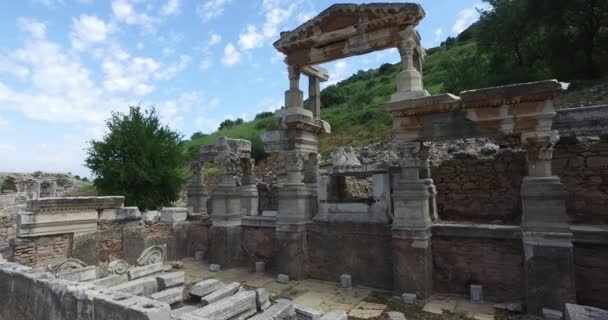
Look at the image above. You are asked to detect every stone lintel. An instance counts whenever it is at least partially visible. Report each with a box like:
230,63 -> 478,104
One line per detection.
553,104 -> 608,138
301,65 -> 329,81
460,79 -> 568,109
26,196 -> 125,212
200,137 -> 252,162
380,93 -> 461,117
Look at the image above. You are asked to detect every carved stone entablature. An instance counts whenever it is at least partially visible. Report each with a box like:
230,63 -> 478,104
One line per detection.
460,79 -> 568,109
381,93 -> 461,117
275,107 -> 331,134
26,196 -> 125,212
200,137 -> 253,182
136,245 -> 166,266
274,3 -> 425,66
521,130 -> 560,161
48,258 -> 87,275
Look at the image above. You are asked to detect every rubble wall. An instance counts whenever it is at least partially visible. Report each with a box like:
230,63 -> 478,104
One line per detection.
553,139 -> 608,224
307,222 -> 393,289
10,234 -> 73,269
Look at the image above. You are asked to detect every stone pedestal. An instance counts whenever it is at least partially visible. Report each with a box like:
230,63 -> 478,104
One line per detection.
391,180 -> 433,300
187,185 -> 208,217
275,184 -> 313,280
521,176 -> 575,315
209,184 -> 243,268
241,185 -> 259,216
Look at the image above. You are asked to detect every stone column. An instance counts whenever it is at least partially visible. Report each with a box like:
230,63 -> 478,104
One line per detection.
208,152 -> 243,268
520,130 -> 575,316
391,141 -> 433,301
308,76 -> 321,120
391,27 -> 428,101
240,158 -> 259,216
286,65 -> 303,108
187,160 -> 209,218
276,150 -> 312,279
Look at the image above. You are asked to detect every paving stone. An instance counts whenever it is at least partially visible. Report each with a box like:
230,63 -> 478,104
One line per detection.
201,282 -> 240,306
348,302 -> 387,319
320,310 -> 348,320
127,262 -> 164,280
249,300 -> 295,320
386,311 -> 406,320
156,271 -> 185,290
294,292 -> 333,309
150,286 -> 184,305
190,279 -> 224,298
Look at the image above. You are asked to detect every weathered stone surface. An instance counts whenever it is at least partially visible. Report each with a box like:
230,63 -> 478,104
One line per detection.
172,306 -> 200,319
249,300 -> 295,320
108,259 -> 130,275
143,210 -> 161,224
72,231 -> 99,265
256,261 -> 266,273
150,286 -> 184,305
180,290 -> 256,320
190,279 -> 223,298
201,282 -> 240,306
340,274 -> 351,288
294,303 -> 322,320
385,311 -> 406,320
255,288 -> 271,311
137,245 -> 167,266
89,274 -> 128,287
125,297 -> 171,320
57,265 -> 97,282
321,310 -> 348,320
161,207 -> 188,223
470,284 -> 483,303
128,262 -> 164,280
565,303 -> 608,320
156,271 -> 185,290
401,293 -> 416,305
277,274 -> 290,284
99,207 -> 142,221
123,225 -> 146,265
543,308 -> 563,320
110,276 -> 158,296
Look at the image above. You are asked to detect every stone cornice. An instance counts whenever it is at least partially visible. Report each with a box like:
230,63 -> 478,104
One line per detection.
26,196 -> 125,212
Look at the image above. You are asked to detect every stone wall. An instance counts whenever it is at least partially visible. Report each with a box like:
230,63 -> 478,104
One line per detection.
431,149 -> 525,224
242,226 -> 276,269
553,138 -> 608,224
10,234 -> 73,269
307,222 -> 393,289
574,242 -> 608,309
431,226 -> 525,301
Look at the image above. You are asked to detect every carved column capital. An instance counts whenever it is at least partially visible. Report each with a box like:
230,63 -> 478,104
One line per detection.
287,65 -> 301,81
521,130 -> 560,161
215,153 -> 240,184
280,150 -> 308,184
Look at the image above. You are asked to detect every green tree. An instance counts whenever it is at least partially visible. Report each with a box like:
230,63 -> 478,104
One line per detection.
85,107 -> 188,210
190,131 -> 207,140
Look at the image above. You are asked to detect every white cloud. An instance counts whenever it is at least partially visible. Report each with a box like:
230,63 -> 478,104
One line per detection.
238,25 -> 264,50
297,11 -> 314,23
33,0 -> 64,7
197,0 -> 233,22
70,15 -> 110,51
200,55 -> 213,70
160,0 -> 180,16
154,55 -> 191,80
325,60 -> 350,86
434,28 -> 443,42
221,43 -> 240,66
162,47 -> 175,57
209,33 -> 221,46
17,17 -> 46,39
111,0 -> 158,32
136,42 -> 145,50
452,4 -> 483,34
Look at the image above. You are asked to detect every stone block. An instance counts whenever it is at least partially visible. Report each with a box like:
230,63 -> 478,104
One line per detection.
256,261 -> 266,273
56,265 -> 97,282
179,291 -> 256,320
190,279 -> 224,298
125,297 -> 171,320
294,303 -> 322,320
93,291 -> 140,320
123,225 -> 146,265
150,286 -> 184,305
401,293 -> 416,305
201,282 -> 240,306
543,308 -> 563,320
161,207 -> 188,223
127,262 -> 164,280
143,210 -> 160,224
340,274 -> 351,288
209,264 -> 221,272
255,288 -> 271,311
249,300 -> 295,320
262,210 -> 278,217
17,209 -> 98,237
321,310 -> 348,320
110,276 -> 158,296
89,274 -> 128,287
565,303 -> 608,320
99,207 -> 142,221
194,250 -> 205,260
172,306 -> 200,319
156,271 -> 184,290
385,311 -> 406,320
72,231 -> 99,265
277,274 -> 290,284
470,284 -> 483,303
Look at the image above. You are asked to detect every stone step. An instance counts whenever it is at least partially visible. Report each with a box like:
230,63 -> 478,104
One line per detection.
248,300 -> 296,320
157,271 -> 185,290
179,291 -> 257,320
150,286 -> 184,305
201,282 -> 240,306
89,274 -> 128,287
110,277 -> 158,297
127,262 -> 164,280
190,279 -> 224,299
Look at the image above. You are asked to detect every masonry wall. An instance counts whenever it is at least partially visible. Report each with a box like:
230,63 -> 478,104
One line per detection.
241,226 -> 276,269
431,149 -> 525,224
10,234 -> 73,268
307,222 -> 393,289
573,241 -> 608,309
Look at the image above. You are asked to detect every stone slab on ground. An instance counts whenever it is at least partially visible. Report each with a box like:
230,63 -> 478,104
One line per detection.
320,310 -> 347,320
249,300 -> 295,320
128,262 -> 164,280
179,290 -> 256,320
110,276 -> 158,297
190,279 -> 224,298
150,286 -> 184,305
294,302 -> 323,320
348,302 -> 387,319
201,282 -> 240,306
255,288 -> 271,311
386,312 -> 406,320
57,265 -> 97,282
89,274 -> 128,287
209,264 -> 221,272
171,306 -> 199,319
277,274 -> 290,284
157,271 -> 185,290
565,303 -> 608,320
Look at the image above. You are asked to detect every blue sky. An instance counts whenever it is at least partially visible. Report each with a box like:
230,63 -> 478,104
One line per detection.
0,0 -> 484,177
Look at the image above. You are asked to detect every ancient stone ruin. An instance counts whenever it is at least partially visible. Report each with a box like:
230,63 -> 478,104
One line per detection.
1,3 -> 607,320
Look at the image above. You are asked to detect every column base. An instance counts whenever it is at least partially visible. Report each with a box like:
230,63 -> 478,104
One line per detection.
392,228 -> 433,300
523,232 -> 575,316
208,225 -> 242,268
